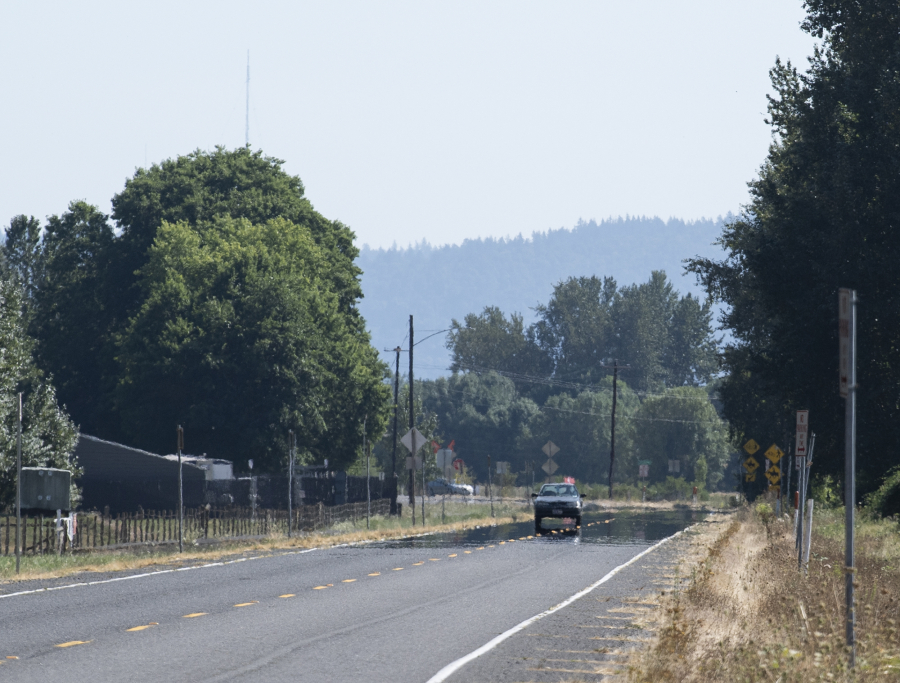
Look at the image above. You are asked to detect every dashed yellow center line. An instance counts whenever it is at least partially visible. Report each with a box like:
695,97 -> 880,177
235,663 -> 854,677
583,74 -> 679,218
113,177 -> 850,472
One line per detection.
368,572 -> 381,576
55,641 -> 91,648
429,558 -> 440,561
125,623 -> 158,632
183,613 -> 207,618
313,586 -> 329,590
499,541 -> 506,545
280,594 -> 295,598
413,562 -> 425,566
448,553 -> 458,558
488,545 -> 495,548
519,537 -> 526,540
342,579 -> 357,583
234,601 -> 258,607
527,536 -> 533,539
6,656 -> 19,660
463,550 -> 472,554
477,546 -> 485,550
393,567 -> 404,571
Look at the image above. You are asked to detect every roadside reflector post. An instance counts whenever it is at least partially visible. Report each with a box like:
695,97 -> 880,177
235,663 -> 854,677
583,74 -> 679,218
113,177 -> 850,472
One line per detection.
839,288 -> 857,667
177,425 -> 184,553
487,455 -> 494,518
803,499 -> 814,573
288,430 -> 295,538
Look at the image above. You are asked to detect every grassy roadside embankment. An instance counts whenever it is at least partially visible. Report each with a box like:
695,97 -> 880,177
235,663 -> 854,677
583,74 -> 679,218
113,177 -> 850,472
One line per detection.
625,503 -> 900,681
0,500 -> 530,583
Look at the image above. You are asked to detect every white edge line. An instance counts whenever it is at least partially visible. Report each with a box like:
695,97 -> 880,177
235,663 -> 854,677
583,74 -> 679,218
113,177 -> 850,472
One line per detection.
425,525 -> 696,683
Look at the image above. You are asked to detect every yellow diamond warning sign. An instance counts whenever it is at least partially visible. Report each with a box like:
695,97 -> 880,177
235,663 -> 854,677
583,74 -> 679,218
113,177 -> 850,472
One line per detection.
743,439 -> 760,455
744,456 -> 760,473
765,464 -> 781,484
764,444 -> 784,464
745,472 -> 757,482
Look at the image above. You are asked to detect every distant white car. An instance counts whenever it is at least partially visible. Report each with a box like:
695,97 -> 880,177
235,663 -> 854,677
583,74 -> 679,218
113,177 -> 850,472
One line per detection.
426,478 -> 474,496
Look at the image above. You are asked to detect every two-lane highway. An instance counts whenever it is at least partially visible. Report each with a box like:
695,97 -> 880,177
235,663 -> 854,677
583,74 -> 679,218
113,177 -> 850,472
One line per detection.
1,512 -> 702,682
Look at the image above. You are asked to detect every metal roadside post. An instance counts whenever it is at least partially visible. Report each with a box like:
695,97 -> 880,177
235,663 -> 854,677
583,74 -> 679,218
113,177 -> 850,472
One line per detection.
16,393 -> 22,574
839,288 -> 857,667
421,437 -> 426,527
288,430 -> 295,538
177,426 -> 186,551
608,360 -> 619,499
794,410 -> 809,561
487,455 -> 494,518
409,315 -> 416,527
365,416 -> 371,530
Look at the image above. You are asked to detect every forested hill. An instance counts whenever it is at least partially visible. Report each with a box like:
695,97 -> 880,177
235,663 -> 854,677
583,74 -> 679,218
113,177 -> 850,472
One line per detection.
358,215 -> 730,378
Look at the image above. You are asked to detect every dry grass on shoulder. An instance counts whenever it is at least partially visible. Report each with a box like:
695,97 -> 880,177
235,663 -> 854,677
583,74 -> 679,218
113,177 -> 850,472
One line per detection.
626,505 -> 900,682
1,513 -> 519,583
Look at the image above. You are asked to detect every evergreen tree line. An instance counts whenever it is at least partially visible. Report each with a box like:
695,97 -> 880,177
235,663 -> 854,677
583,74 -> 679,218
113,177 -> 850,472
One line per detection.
687,0 -> 900,504
1,147 -> 390,501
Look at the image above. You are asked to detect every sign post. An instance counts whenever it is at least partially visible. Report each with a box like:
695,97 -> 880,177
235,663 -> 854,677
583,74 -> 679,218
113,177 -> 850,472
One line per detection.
839,288 -> 857,667
401,427 -> 427,525
794,411 -> 808,555
541,441 -> 559,483
16,393 -> 22,574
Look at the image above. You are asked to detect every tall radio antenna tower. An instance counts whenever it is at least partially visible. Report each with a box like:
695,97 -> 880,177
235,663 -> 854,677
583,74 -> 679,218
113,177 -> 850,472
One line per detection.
245,51 -> 250,147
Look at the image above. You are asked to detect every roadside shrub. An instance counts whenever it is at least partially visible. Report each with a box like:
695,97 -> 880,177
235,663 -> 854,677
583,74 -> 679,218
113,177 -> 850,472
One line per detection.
864,466 -> 900,518
810,473 -> 843,508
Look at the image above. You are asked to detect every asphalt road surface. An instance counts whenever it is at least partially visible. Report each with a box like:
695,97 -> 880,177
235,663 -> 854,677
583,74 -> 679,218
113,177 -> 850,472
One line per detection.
0,511 -> 706,683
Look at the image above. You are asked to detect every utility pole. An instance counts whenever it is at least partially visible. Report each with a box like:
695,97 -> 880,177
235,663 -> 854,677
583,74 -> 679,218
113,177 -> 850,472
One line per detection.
839,288 -> 858,667
177,425 -> 184,553
408,315 -> 416,526
288,430 -> 295,538
16,393 -> 22,574
608,360 -> 619,499
391,347 -> 401,515
245,51 -> 250,146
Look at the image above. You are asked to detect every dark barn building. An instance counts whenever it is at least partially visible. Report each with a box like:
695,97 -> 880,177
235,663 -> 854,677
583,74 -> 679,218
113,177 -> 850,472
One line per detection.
74,435 -> 232,513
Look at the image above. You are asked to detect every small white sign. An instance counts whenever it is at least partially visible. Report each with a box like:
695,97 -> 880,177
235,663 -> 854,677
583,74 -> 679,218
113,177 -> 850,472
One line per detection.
435,449 -> 454,469
839,289 -> 852,397
795,410 -> 809,456
405,455 -> 423,471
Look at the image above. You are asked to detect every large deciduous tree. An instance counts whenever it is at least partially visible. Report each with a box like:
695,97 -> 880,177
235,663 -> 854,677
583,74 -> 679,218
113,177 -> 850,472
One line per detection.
0,276 -> 79,509
10,147 -> 389,471
688,0 -> 900,492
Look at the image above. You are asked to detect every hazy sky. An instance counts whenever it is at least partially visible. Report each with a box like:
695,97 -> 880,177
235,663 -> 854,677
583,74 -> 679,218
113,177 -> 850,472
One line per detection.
2,1 -> 818,249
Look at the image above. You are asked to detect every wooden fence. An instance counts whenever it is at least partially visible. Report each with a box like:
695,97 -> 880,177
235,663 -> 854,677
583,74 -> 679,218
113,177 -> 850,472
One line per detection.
0,499 -> 392,556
